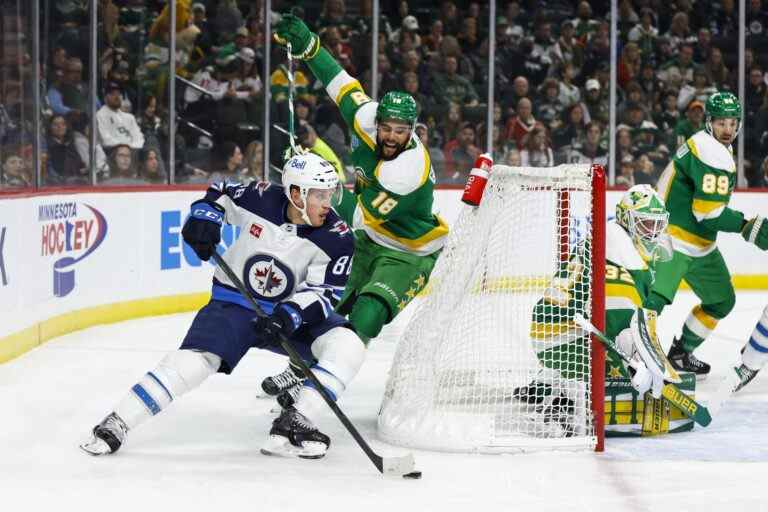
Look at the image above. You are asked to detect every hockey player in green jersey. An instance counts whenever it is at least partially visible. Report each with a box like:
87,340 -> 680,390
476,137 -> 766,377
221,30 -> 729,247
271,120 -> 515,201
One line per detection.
644,91 -> 768,378
262,14 -> 448,403
520,185 -> 681,435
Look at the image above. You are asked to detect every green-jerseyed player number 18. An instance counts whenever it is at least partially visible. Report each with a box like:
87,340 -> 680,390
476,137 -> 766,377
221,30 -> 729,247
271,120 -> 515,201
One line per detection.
371,191 -> 399,214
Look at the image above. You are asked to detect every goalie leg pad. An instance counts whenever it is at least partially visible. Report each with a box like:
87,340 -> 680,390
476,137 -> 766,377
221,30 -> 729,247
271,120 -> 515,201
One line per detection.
630,308 -> 681,383
114,349 -> 221,429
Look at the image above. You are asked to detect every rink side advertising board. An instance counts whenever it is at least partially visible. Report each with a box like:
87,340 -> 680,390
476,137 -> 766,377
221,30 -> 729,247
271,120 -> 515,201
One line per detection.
1,187 -> 766,363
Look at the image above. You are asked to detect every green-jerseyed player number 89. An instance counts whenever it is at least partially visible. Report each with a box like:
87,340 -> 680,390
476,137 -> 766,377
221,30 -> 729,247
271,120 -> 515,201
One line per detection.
702,174 -> 729,195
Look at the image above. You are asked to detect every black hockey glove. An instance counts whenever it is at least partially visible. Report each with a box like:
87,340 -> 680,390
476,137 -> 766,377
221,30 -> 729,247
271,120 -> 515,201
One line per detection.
252,303 -> 303,343
182,199 -> 225,261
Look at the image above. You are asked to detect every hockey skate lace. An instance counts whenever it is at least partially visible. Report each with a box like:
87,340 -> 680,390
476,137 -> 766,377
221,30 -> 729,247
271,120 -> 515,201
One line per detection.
290,410 -> 316,432
271,368 -> 303,391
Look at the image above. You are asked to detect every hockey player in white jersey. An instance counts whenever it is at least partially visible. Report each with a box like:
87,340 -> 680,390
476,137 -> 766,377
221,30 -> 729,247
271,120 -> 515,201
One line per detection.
80,153 -> 362,459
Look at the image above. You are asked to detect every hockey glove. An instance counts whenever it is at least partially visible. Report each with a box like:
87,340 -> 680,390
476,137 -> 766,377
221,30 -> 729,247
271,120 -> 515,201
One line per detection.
741,216 -> 768,250
273,14 -> 319,59
629,361 -> 664,399
182,199 -> 225,261
252,303 -> 303,343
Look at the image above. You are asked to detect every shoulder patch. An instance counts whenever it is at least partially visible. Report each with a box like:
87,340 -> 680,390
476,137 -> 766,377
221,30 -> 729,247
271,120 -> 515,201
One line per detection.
606,221 -> 646,271
353,102 -> 378,148
308,210 -> 355,259
376,140 -> 431,195
689,131 -> 736,173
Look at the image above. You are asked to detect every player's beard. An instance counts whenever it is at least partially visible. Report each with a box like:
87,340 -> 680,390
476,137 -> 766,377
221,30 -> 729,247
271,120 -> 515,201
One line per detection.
376,137 -> 408,161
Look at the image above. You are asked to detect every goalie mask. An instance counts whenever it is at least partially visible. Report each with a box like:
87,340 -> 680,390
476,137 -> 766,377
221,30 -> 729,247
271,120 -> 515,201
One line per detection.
282,153 -> 342,225
616,185 -> 670,261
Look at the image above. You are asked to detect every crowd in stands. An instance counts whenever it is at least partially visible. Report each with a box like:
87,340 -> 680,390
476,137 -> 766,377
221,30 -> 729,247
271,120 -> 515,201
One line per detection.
2,0 -> 768,190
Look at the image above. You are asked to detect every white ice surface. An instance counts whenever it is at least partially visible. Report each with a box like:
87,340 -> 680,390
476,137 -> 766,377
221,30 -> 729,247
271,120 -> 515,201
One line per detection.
1,292 -> 767,512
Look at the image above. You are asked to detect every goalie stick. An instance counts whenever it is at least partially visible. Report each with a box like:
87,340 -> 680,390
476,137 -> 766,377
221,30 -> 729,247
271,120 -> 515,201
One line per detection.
574,314 -> 712,427
211,251 -> 420,478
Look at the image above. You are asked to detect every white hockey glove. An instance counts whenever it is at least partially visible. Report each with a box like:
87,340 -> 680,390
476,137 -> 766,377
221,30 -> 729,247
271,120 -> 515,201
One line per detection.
628,359 -> 664,399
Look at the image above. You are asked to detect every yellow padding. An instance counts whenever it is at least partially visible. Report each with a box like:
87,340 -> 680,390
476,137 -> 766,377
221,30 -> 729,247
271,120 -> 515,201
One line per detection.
0,292 -> 210,364
692,304 -> 718,330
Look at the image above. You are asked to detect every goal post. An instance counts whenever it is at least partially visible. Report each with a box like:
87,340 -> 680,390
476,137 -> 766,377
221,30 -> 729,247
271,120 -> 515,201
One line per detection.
378,164 -> 606,453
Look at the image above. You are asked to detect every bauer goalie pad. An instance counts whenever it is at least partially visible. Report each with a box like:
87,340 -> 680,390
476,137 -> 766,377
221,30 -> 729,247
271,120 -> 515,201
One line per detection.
630,308 -> 682,384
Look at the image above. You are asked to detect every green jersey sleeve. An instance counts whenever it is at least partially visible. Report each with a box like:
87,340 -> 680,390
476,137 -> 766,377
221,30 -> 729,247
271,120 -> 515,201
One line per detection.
306,47 -> 372,131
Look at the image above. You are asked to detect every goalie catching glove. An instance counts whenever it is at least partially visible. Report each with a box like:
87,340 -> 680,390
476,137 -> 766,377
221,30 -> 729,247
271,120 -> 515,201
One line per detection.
742,216 -> 768,250
273,14 -> 320,60
615,308 -> 682,398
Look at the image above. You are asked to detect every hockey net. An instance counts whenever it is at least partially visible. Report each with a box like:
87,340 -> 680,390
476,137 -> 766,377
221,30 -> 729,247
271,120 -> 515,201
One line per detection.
378,164 -> 606,453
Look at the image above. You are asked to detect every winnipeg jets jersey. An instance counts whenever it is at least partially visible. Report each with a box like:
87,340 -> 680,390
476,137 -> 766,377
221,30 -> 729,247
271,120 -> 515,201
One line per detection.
202,181 -> 354,326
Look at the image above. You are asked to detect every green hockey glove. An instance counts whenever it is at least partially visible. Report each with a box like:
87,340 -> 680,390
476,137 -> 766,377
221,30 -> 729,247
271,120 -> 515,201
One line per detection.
273,14 -> 320,59
741,216 -> 768,250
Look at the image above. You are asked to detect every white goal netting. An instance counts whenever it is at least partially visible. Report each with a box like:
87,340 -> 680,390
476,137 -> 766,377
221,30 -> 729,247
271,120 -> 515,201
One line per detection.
377,164 -> 602,453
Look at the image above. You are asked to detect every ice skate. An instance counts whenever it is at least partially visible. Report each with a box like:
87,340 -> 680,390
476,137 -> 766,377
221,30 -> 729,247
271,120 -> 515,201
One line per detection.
734,364 -> 759,392
80,412 -> 129,456
667,338 -> 710,379
261,407 -> 330,459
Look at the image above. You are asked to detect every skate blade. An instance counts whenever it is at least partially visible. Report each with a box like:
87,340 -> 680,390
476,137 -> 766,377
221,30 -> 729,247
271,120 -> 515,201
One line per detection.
260,435 -> 326,459
79,437 -> 113,456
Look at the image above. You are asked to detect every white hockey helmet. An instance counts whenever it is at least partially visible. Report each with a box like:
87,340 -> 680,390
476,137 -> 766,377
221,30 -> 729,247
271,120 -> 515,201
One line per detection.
282,152 -> 341,224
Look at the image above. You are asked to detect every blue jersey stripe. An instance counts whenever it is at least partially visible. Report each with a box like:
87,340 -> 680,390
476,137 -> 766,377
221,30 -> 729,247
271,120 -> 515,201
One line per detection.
132,384 -> 162,415
756,321 -> 768,338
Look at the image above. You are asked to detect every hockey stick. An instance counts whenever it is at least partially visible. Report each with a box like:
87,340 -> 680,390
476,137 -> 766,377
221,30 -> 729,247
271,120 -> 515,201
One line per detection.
210,251 -> 420,478
574,314 -> 712,427
705,367 -> 742,418
284,43 -> 300,157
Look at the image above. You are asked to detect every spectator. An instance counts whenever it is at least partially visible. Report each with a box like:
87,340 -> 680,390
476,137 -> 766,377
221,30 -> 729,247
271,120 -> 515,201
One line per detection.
562,121 -> 608,166
633,120 -> 669,171
440,1 -> 461,36
137,95 -> 166,153
501,76 -> 530,118
693,28 -> 714,64
47,58 -> 92,116
702,47 -> 731,89
710,0 -> 739,39
674,100 -> 705,147
96,82 -> 145,152
551,20 -> 582,73
638,61 -> 664,106
46,114 -> 86,184
553,103 -> 587,149
677,69 -> 718,112
443,122 -> 481,181
624,101 -> 647,129
391,15 -> 422,48
68,111 -> 109,177
633,153 -> 658,186
557,62 -> 581,110
757,156 -> 768,187
296,122 -> 346,183
431,55 -> 479,111
655,90 -> 682,147
502,147 -> 522,166
658,44 -> 697,87
536,78 -> 562,132
457,17 -> 480,54
572,1 -> 600,41
423,20 -> 445,57
402,72 -> 432,120
618,0 -> 640,40
415,123 -> 429,147
217,141 -> 244,176
628,9 -> 658,61
317,0 -> 355,37
506,97 -> 536,149
664,12 -> 696,54
213,0 -> 244,43
746,66 -> 767,119
520,126 -> 555,168
583,78 -> 609,126
138,148 -> 166,183
616,154 -> 636,188
103,144 -> 138,183
618,42 -> 642,88
0,151 -> 31,188
616,124 -> 634,162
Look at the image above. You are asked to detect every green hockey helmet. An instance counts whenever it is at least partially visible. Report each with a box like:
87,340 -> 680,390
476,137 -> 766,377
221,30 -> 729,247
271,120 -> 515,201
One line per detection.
616,184 -> 669,257
376,91 -> 418,130
705,91 -> 742,138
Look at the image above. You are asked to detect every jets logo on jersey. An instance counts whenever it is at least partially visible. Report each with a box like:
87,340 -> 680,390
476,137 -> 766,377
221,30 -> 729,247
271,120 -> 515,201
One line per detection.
243,254 -> 295,302
330,220 -> 350,236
